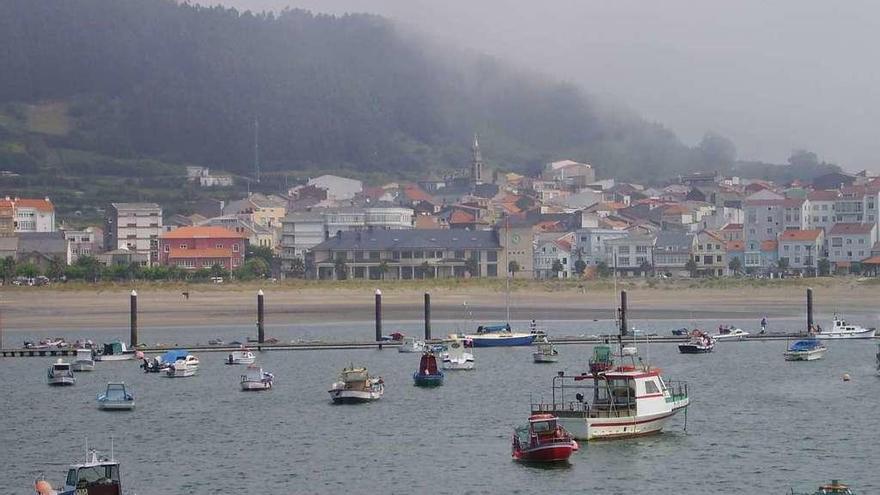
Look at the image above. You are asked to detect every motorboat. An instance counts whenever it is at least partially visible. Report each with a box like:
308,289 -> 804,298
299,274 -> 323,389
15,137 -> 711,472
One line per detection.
713,326 -> 750,340
790,480 -> 855,494
165,354 -> 200,377
532,336 -> 559,363
532,345 -> 689,441
815,315 -> 876,339
512,413 -> 578,463
413,352 -> 444,387
671,327 -> 689,336
72,348 -> 95,372
441,337 -> 475,370
465,324 -> 536,347
142,349 -> 189,373
207,338 -> 225,346
94,341 -> 135,361
380,331 -> 405,341
678,330 -> 715,353
240,365 -> 274,391
784,339 -> 827,361
47,359 -> 75,386
34,447 -> 123,495
97,382 -> 135,411
398,336 -> 426,353
226,348 -> 256,365
328,365 -> 384,403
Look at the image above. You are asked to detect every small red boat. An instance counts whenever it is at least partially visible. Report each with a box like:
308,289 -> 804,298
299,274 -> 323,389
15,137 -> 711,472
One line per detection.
512,414 -> 578,463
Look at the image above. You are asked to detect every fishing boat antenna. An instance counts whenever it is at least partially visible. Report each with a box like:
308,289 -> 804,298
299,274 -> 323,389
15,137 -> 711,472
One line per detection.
110,435 -> 114,462
84,437 -> 88,462
505,215 -> 511,325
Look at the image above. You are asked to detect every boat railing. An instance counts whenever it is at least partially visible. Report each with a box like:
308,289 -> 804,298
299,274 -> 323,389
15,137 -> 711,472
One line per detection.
665,380 -> 688,401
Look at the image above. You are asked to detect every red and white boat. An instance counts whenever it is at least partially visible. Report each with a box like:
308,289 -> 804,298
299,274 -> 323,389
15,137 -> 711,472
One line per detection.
511,414 -> 578,463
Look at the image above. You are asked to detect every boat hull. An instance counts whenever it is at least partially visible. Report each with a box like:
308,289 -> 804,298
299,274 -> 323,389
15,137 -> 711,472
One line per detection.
98,401 -> 135,411
72,362 -> 95,372
512,443 -> 574,463
551,403 -> 687,441
468,334 -> 536,347
678,344 -> 713,354
48,377 -> 75,386
784,348 -> 827,361
815,329 -> 876,339
241,381 -> 272,391
95,354 -> 134,362
329,390 -> 382,403
165,368 -> 197,377
442,359 -> 475,370
413,373 -> 444,387
533,353 -> 559,363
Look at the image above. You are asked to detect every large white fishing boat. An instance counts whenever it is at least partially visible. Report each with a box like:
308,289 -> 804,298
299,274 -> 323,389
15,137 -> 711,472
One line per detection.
47,359 -> 75,386
328,365 -> 384,403
34,446 -> 124,495
165,354 -> 199,377
815,315 -> 876,339
530,292 -> 689,441
441,337 -> 475,370
240,365 -> 274,391
72,348 -> 95,372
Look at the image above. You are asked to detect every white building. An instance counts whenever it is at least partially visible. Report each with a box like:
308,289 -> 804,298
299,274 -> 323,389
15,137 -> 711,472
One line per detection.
12,197 -> 55,232
63,227 -> 102,262
307,175 -> 363,201
828,223 -> 877,267
574,228 -> 627,266
104,203 -> 163,265
606,234 -> 656,276
534,233 -> 574,279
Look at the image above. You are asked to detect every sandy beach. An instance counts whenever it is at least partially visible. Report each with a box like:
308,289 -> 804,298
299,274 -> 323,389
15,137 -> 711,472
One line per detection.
0,278 -> 876,333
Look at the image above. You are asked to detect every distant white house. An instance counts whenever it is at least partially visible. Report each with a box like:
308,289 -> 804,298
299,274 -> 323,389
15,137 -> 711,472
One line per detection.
308,175 -> 363,201
186,166 -> 233,187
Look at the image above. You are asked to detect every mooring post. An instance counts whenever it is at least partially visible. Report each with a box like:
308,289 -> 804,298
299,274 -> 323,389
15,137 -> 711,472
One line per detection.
257,289 -> 265,344
619,290 -> 628,338
806,287 -> 813,334
424,292 -> 432,341
375,289 -> 383,342
130,290 -> 138,348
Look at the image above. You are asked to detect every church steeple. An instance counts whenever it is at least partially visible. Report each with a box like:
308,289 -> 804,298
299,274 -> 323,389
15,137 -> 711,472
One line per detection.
471,133 -> 484,185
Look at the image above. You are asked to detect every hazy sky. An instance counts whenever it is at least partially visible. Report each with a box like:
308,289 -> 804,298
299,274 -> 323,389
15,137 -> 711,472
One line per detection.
215,0 -> 880,172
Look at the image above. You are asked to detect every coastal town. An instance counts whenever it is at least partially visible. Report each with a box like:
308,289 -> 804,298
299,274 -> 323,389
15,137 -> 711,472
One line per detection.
2,136 -> 879,284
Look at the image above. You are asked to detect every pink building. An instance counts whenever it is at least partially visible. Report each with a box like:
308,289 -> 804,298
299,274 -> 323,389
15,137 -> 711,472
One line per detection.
158,226 -> 247,270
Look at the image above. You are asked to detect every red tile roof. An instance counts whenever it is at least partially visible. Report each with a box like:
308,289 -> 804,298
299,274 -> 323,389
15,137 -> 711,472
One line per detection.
778,229 -> 823,241
403,184 -> 435,203
555,239 -> 572,252
807,190 -> 839,201
726,240 -> 745,251
761,240 -> 778,251
744,199 -> 784,206
829,223 -> 875,235
448,209 -> 476,224
161,226 -> 247,239
662,204 -> 691,215
862,256 -> 880,265
14,198 -> 54,212
168,247 -> 234,259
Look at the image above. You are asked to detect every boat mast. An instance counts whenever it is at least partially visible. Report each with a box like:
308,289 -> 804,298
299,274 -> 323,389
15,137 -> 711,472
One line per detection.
505,216 -> 511,324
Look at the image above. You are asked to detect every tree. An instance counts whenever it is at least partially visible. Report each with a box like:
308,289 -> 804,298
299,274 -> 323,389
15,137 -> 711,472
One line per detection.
596,261 -> 612,278
247,245 -> 275,265
776,258 -> 790,275
288,258 -> 306,279
817,257 -> 831,276
377,260 -> 390,280
16,262 -> 40,278
551,259 -> 564,278
210,263 -> 227,278
728,257 -> 743,275
639,260 -> 653,277
333,258 -> 348,280
0,256 -> 16,282
685,258 -> 698,278
574,259 -> 587,276
464,259 -> 479,277
46,256 -> 65,280
419,261 -> 433,279
508,260 -> 520,277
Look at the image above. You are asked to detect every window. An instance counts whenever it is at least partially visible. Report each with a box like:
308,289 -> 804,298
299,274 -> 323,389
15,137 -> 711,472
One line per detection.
795,256 -> 801,263
163,244 -> 169,253
487,264 -> 498,277
858,239 -> 865,244
703,255 -> 712,264
846,239 -> 852,245
716,255 -> 722,262
180,243 -> 187,249
487,251 -> 498,262
794,245 -> 801,251
232,243 -> 239,252
767,216 -> 773,222
645,381 -> 660,394
454,250 -> 465,259
216,243 -> 223,249
402,251 -> 412,259
392,251 -> 401,260
619,246 -> 630,254
784,245 -> 790,251
766,228 -> 773,234
370,251 -> 380,260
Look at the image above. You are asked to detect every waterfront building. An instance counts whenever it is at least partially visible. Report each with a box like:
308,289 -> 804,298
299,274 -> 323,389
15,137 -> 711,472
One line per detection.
606,233 -> 656,276
62,227 -> 103,262
692,230 -> 726,277
158,226 -> 247,271
777,229 -> 824,274
11,197 -> 55,232
104,203 -> 163,265
309,229 -> 501,280
654,231 -> 694,277
827,223 -> 878,270
534,233 -> 574,279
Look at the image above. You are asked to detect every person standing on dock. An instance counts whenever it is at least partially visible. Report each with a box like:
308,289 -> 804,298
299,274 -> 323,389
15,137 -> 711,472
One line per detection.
760,317 -> 767,334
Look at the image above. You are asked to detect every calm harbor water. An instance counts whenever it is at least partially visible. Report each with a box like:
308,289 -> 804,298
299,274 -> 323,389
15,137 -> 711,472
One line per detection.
2,318 -> 878,494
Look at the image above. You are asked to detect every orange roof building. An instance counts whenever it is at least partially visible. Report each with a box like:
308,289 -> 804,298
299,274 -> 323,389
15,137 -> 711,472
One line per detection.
159,226 -> 247,270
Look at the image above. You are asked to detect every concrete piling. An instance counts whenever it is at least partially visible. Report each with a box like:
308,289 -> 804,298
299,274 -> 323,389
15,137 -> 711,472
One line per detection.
130,290 -> 138,347
375,289 -> 383,342
257,289 -> 265,344
424,292 -> 431,341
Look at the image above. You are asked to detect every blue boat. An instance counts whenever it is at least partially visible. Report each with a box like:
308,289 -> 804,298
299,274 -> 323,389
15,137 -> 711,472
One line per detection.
783,338 -> 827,361
142,349 -> 190,372
465,324 -> 536,347
413,352 -> 444,386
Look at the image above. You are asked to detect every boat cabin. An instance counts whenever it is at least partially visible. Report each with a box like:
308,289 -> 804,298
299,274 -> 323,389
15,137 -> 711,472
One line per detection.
52,361 -> 72,373
102,342 -> 127,356
63,452 -> 121,495
588,345 -> 613,373
418,353 -> 440,375
528,414 -> 559,437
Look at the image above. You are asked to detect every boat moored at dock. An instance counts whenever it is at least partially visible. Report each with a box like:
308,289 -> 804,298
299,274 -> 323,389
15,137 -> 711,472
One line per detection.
240,365 -> 274,391
72,348 -> 95,372
398,336 -> 426,353
466,324 -> 536,347
97,382 -> 135,411
511,413 -> 578,463
441,337 -> 475,370
226,348 -> 256,365
143,349 -> 189,373
329,365 -> 384,403
47,359 -> 75,386
678,330 -> 715,354
532,336 -> 559,363
784,339 -> 827,361
35,447 -> 123,495
94,341 -> 135,361
413,352 -> 444,386
815,315 -> 876,339
164,354 -> 200,377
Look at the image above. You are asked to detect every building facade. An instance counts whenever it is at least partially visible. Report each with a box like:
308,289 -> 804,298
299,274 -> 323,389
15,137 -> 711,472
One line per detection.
534,234 -> 573,279
606,234 -> 656,276
158,226 -> 247,271
104,203 -> 163,265
12,197 -> 55,232
654,231 -> 693,277
309,229 -> 501,280
777,229 -> 824,274
693,230 -> 726,277
828,223 -> 877,268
